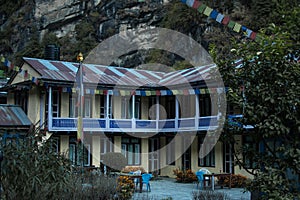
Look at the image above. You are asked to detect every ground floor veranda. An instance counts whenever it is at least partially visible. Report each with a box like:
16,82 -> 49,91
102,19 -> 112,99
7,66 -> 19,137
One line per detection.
51,132 -> 251,178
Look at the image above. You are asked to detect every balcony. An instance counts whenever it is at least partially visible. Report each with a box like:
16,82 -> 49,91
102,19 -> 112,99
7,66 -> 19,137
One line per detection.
50,116 -> 219,132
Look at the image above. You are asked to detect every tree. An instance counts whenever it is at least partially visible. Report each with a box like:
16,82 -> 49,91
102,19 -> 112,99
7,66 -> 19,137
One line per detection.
212,19 -> 300,200
1,136 -> 72,199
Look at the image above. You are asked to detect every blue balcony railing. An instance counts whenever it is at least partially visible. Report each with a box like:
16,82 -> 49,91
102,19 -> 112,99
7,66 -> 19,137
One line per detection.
50,115 -> 219,132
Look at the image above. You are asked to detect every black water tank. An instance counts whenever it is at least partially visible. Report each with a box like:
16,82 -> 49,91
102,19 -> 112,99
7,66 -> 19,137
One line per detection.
44,45 -> 60,60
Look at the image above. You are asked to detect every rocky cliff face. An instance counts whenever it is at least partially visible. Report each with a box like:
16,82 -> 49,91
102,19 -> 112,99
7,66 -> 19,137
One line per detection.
0,0 -> 171,65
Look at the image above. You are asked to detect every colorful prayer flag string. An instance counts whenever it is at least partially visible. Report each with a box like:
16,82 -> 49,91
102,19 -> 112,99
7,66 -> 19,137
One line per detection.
181,0 -> 258,40
0,55 -> 40,85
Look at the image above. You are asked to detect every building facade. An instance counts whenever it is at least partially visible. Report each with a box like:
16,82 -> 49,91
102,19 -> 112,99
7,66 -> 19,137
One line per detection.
3,57 -> 251,177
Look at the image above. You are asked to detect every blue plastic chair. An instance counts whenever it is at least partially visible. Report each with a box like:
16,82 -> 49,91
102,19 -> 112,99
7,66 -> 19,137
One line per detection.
196,171 -> 204,189
142,173 -> 152,192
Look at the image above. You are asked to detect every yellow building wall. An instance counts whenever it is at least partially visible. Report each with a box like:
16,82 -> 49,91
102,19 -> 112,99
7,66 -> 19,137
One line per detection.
11,63 -> 41,85
28,85 -> 40,124
93,95 -> 100,118
114,136 -> 122,153
141,97 -> 149,120
112,96 -> 122,119
92,135 -> 100,167
141,138 -> 149,172
190,135 -> 198,172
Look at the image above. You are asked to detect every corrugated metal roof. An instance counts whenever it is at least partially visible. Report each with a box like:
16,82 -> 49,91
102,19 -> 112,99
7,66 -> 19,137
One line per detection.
0,104 -> 32,128
23,57 -> 216,88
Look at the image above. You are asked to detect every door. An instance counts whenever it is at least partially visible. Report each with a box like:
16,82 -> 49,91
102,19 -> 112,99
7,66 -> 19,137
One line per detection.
149,138 -> 160,173
182,136 -> 191,170
223,142 -> 234,174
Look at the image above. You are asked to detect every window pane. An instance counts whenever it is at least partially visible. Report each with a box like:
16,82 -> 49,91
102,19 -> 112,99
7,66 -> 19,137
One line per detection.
121,144 -> 127,158
128,144 -> 133,165
131,138 -> 139,143
85,98 -> 91,117
135,144 -> 140,165
69,144 -> 76,165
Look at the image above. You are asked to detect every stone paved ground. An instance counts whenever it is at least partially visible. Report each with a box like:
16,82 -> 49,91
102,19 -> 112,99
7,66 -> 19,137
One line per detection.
132,177 -> 251,200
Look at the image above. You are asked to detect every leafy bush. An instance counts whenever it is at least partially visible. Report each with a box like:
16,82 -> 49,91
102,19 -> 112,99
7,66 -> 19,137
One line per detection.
1,135 -> 122,199
173,168 -> 197,183
221,174 -> 248,188
62,171 -> 118,200
1,136 -> 72,200
102,152 -> 127,172
192,190 -> 230,200
117,176 -> 135,200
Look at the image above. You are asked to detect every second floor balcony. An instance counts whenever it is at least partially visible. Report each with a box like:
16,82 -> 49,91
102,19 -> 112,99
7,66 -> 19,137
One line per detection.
50,115 -> 219,132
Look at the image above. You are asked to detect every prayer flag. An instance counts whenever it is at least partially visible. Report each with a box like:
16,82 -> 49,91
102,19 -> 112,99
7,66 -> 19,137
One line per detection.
227,21 -> 235,29
210,10 -> 218,19
242,26 -> 247,32
192,0 -> 201,9
141,90 -> 146,96
198,4 -> 206,13
120,90 -> 126,96
222,16 -> 230,25
246,29 -> 252,38
203,7 -> 213,16
250,31 -> 257,40
186,0 -> 194,7
233,23 -> 241,32
135,90 -> 141,96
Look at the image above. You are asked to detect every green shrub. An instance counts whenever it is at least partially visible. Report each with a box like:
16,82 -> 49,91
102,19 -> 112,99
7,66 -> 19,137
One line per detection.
1,136 -> 72,200
221,174 -> 248,188
117,175 -> 135,200
62,172 -> 118,200
173,168 -> 197,183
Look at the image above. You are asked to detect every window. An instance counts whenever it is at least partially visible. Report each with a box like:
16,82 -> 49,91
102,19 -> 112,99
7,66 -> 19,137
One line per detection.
134,96 -> 141,119
166,136 -> 175,165
69,137 -> 91,166
198,136 -> 215,167
167,96 -> 175,119
69,97 -> 77,117
199,94 -> 211,116
121,137 -> 141,165
45,89 -> 60,120
84,97 -> 91,118
121,96 -> 141,119
14,89 -> 28,114
243,135 -> 259,169
121,97 -> 130,119
148,96 -> 156,119
100,94 -> 112,118
100,136 -> 114,158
